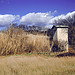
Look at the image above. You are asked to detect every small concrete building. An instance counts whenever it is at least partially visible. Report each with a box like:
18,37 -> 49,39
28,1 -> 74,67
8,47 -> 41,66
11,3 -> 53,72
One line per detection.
52,25 -> 68,52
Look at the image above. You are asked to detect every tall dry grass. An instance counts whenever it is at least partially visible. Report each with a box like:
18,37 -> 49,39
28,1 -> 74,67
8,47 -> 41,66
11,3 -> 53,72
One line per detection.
0,56 -> 75,75
0,27 -> 50,55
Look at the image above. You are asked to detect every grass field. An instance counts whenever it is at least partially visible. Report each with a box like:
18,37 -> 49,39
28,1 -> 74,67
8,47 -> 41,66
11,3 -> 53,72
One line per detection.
0,54 -> 75,75
0,27 -> 75,75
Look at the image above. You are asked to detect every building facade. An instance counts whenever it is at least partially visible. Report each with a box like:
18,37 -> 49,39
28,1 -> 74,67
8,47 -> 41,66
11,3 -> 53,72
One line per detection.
52,25 -> 68,52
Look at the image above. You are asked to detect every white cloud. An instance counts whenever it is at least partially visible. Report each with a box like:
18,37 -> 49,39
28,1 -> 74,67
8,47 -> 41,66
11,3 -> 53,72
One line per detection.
49,11 -> 75,25
0,11 -> 75,29
20,11 -> 54,27
0,14 -> 20,26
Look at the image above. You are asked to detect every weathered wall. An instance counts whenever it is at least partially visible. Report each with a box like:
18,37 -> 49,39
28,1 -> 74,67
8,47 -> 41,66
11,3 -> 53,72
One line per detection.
57,28 -> 68,52
57,28 -> 68,41
53,29 -> 57,41
53,27 -> 68,52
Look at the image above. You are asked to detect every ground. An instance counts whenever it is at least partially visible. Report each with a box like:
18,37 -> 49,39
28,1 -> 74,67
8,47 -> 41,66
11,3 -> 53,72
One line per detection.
0,54 -> 75,75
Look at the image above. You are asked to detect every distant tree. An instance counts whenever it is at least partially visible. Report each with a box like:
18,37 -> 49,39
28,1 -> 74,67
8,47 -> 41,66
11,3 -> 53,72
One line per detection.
10,23 -> 18,28
19,24 -> 25,29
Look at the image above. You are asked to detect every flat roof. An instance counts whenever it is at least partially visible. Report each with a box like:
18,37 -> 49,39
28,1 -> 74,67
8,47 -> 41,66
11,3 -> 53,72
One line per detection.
52,25 -> 68,29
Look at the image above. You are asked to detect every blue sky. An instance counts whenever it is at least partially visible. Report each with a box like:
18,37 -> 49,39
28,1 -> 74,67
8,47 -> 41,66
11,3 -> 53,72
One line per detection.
0,0 -> 75,16
0,0 -> 75,29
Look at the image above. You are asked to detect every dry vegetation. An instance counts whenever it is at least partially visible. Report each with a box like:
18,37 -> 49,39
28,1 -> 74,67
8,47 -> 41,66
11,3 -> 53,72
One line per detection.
0,27 -> 75,75
0,27 -> 50,55
0,55 -> 75,75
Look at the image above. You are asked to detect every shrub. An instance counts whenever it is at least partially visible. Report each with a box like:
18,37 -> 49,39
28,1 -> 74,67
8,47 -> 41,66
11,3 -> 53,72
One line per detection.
0,27 -> 50,55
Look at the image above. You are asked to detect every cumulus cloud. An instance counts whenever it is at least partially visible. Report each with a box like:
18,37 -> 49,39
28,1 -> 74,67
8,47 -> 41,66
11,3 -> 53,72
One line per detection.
0,14 -> 20,26
49,11 -> 75,25
20,11 -> 75,27
0,11 -> 75,29
20,11 -> 54,27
